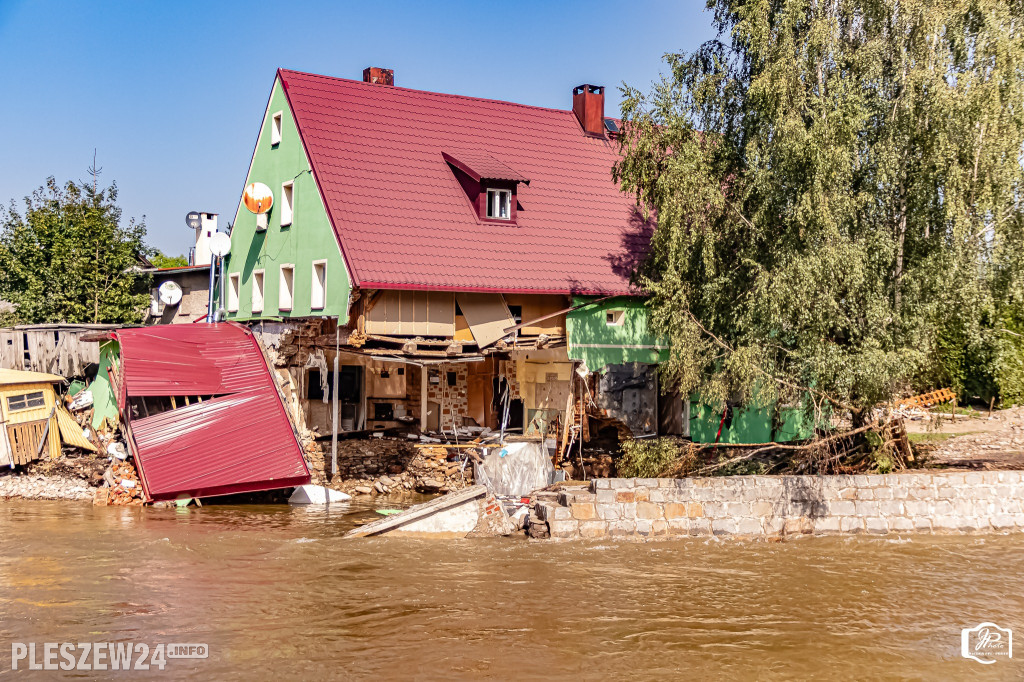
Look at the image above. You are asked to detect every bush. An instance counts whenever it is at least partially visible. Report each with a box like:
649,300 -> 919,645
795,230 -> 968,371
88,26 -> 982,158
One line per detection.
617,437 -> 688,478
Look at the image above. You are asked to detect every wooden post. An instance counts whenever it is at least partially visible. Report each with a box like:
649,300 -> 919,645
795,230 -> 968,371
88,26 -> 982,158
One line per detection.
952,394 -> 957,423
989,396 -> 995,417
420,364 -> 428,432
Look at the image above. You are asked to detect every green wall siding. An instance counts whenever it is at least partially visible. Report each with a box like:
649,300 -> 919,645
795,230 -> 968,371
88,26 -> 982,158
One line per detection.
226,78 -> 349,321
566,296 -> 668,371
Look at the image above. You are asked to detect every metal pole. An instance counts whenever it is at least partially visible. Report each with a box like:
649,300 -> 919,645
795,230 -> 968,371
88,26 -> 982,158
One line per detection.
331,324 -> 339,478
217,254 -> 226,321
206,258 -> 216,323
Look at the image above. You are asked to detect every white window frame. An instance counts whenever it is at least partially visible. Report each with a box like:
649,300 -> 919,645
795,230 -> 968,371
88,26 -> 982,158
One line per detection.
227,273 -> 240,313
252,270 -> 265,313
271,111 -> 283,146
311,260 -> 327,310
280,181 -> 294,227
606,309 -> 625,326
486,188 -> 512,220
279,264 -> 295,311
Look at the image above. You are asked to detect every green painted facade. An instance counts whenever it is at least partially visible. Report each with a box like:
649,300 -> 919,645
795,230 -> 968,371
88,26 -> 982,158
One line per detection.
86,340 -> 120,429
688,400 -> 817,444
225,77 -> 349,321
566,296 -> 669,371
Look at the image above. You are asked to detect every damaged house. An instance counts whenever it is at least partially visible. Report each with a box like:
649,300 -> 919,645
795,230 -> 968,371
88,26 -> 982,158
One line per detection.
219,67 -> 807,477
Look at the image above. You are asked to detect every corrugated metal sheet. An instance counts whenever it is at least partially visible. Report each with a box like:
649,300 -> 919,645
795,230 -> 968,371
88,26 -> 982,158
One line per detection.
113,322 -> 310,501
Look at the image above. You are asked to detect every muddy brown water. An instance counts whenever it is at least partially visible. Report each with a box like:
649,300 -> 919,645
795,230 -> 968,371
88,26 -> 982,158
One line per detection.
0,499 -> 1022,680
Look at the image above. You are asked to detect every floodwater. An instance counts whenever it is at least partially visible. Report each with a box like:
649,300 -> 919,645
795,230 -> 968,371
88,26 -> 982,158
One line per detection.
0,500 -> 1022,680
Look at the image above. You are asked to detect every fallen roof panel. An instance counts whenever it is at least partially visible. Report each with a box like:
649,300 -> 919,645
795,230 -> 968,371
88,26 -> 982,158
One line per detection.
112,322 -> 310,501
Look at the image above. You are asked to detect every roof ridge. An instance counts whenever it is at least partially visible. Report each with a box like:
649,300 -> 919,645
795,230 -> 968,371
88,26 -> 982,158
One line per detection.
278,67 -> 587,118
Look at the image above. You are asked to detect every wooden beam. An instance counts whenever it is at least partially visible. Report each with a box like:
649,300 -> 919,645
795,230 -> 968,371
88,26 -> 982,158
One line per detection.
501,295 -> 619,335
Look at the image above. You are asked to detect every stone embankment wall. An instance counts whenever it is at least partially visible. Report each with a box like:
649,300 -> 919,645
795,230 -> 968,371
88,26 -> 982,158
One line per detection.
528,471 -> 1024,540
0,473 -> 94,501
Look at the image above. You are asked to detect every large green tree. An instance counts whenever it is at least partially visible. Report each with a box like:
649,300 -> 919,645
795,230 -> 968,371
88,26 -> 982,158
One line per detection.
615,0 -> 1024,417
0,178 -> 150,324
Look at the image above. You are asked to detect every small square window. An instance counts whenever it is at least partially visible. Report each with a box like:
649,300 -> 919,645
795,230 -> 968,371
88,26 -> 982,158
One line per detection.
7,391 -> 45,412
606,309 -> 625,326
280,182 -> 294,227
486,189 -> 511,220
252,270 -> 265,313
311,260 -> 327,310
227,273 -> 240,312
271,111 -> 283,146
279,265 -> 294,311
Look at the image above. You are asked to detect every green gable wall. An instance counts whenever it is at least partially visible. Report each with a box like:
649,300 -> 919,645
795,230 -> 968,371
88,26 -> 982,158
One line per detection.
566,296 -> 669,371
225,77 -> 349,321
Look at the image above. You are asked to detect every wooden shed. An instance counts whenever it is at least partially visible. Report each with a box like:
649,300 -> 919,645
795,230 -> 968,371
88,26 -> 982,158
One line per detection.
0,368 -> 89,467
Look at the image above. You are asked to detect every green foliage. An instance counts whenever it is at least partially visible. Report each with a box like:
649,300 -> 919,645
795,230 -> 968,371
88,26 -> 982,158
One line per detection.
615,0 -> 1024,415
618,437 -> 690,478
150,251 -> 188,269
0,178 -> 151,324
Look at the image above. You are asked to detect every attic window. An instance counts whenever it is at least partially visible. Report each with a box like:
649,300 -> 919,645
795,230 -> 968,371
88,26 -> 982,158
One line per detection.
271,111 -> 283,146
606,309 -> 625,326
486,189 -> 511,220
280,181 -> 294,227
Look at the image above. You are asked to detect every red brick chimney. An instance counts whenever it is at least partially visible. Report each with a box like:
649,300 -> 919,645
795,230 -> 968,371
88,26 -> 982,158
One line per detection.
362,67 -> 394,86
572,84 -> 605,137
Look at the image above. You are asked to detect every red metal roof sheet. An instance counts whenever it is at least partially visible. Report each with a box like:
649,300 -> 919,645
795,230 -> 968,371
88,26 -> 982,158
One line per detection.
441,149 -> 529,183
278,69 -> 651,295
112,323 -> 310,500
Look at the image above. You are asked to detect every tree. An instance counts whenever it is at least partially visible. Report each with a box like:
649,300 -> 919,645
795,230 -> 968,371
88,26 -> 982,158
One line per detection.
615,0 -> 1024,417
150,251 -> 189,269
0,177 -> 151,324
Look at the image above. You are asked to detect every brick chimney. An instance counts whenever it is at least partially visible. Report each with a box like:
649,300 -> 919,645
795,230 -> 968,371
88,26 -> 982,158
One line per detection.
362,67 -> 394,86
572,84 -> 605,137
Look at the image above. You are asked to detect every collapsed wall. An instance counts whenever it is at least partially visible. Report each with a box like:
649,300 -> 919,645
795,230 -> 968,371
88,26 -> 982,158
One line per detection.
529,471 -> 1024,540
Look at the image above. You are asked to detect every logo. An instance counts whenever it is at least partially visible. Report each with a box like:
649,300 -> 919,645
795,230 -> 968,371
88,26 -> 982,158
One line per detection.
961,623 -> 1012,664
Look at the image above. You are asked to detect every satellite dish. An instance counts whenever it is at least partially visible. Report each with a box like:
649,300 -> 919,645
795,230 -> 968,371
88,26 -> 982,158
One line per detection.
185,211 -> 202,230
158,281 -> 183,306
209,232 -> 231,258
243,182 -> 274,214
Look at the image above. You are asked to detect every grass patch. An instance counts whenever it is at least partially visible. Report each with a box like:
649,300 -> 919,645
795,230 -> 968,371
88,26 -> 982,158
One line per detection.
907,432 -> 962,444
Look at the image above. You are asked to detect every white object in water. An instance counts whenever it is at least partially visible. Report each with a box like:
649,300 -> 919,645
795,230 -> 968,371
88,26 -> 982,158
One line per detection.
288,485 -> 352,505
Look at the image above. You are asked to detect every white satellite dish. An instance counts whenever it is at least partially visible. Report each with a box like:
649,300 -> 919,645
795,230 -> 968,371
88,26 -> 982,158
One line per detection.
209,232 -> 231,258
158,281 -> 183,306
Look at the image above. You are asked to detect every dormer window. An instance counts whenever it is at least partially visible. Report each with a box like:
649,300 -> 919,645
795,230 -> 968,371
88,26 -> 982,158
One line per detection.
442,150 -> 529,225
486,189 -> 511,220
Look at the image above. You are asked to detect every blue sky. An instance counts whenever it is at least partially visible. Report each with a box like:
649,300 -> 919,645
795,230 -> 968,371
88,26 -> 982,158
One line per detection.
0,0 -> 715,256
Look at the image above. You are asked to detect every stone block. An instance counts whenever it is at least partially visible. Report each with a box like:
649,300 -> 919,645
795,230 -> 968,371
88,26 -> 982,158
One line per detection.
935,487 -> 955,499
633,487 -> 650,502
838,487 -> 858,500
636,502 -> 664,520
865,517 -> 889,534
598,504 -> 620,521
1015,515 -> 1024,527
692,488 -> 719,501
702,502 -> 727,518
829,501 -> 856,516
933,515 -> 960,531
609,520 -> 636,536
615,491 -> 636,503
854,501 -> 880,516
548,519 -> 579,538
877,500 -> 904,516
651,519 -> 669,536
765,517 -> 786,535
813,517 -> 841,534
914,517 -> 933,532
593,479 -> 612,490
596,488 -> 617,504
552,506 -> 572,521
889,517 -> 914,532
664,503 -> 687,519
963,473 -> 984,485
635,478 -> 659,488
667,518 -> 689,535
933,500 -> 954,516
751,501 -> 774,517
872,487 -> 894,500
784,517 -> 813,535
736,518 -> 763,535
571,503 -> 597,520
712,519 -> 737,536
635,519 -> 654,535
618,502 -> 637,519
903,500 -> 930,516
648,489 -> 667,503
689,519 -> 713,536
609,478 -> 635,489
840,517 -> 864,533
725,502 -> 751,516
991,514 -> 1014,529
578,521 -> 607,539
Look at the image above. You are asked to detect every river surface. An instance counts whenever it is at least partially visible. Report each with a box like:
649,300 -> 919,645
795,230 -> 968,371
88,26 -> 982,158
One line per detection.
0,499 -> 1022,680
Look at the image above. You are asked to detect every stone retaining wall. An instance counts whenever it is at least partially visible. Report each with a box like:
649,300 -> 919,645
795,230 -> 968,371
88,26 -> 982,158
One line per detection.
528,471 -> 1024,540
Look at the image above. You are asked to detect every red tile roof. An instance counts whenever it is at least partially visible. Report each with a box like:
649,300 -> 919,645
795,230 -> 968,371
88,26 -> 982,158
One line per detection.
279,69 -> 650,295
112,323 -> 310,501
